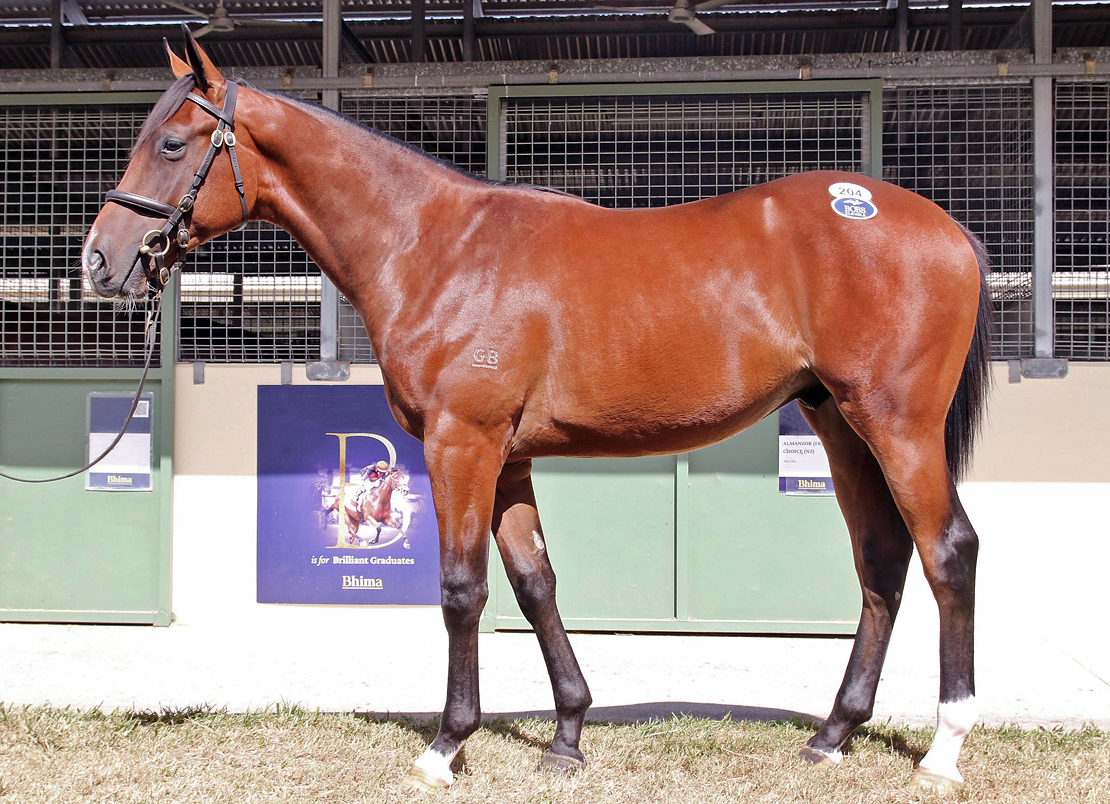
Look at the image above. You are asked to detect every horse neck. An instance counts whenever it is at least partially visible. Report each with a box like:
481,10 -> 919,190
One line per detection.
243,88 -> 472,306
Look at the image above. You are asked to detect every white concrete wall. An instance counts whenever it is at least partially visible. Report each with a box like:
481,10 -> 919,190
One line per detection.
172,362 -> 1110,657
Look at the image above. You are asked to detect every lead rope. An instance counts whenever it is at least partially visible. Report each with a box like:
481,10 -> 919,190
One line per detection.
0,292 -> 164,484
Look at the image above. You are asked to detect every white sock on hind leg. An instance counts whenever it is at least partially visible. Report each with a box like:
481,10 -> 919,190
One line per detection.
919,696 -> 977,784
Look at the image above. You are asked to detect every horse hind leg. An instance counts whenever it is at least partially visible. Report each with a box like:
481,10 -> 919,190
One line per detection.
908,484 -> 979,794
827,394 -> 979,793
493,459 -> 592,771
798,397 -> 914,765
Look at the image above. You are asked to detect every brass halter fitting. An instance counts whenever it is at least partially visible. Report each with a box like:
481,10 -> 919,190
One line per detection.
138,228 -> 172,257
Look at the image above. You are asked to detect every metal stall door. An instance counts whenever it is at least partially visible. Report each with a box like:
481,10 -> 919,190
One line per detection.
0,96 -> 173,625
484,83 -> 880,634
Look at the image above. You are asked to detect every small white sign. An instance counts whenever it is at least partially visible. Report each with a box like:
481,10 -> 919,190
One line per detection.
778,435 -> 835,496
86,392 -> 153,492
828,181 -> 873,201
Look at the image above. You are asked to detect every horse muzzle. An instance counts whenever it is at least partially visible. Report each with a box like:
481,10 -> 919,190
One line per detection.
81,225 -> 156,300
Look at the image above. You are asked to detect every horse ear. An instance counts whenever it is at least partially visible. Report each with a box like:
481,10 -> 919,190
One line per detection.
165,38 -> 192,82
181,23 -> 225,95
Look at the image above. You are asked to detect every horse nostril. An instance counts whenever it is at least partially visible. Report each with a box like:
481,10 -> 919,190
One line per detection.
87,250 -> 106,278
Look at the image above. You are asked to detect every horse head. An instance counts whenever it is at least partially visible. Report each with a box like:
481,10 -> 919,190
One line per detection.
81,27 -> 258,300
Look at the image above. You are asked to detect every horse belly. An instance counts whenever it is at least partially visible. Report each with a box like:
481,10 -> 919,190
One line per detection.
519,337 -> 806,459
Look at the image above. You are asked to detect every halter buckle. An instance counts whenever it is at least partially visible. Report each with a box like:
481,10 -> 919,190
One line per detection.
138,229 -> 171,257
177,228 -> 191,248
223,130 -> 236,147
178,194 -> 194,212
211,129 -> 225,148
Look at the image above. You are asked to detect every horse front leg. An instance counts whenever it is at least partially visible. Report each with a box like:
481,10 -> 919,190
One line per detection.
405,424 -> 507,791
493,459 -> 591,771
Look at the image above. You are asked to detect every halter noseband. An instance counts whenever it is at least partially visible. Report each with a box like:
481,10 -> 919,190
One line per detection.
104,79 -> 249,289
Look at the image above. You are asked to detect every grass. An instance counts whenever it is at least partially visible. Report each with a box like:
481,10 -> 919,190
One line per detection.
0,704 -> 1107,803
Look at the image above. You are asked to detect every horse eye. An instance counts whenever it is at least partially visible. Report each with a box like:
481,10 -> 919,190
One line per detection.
159,138 -> 187,160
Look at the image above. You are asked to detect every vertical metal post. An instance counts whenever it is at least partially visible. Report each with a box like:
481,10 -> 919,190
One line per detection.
896,0 -> 909,53
463,0 -> 476,62
1033,0 -> 1052,64
861,81 -> 879,178
948,0 -> 963,50
1032,0 -> 1054,358
412,0 -> 426,64
674,453 -> 690,622
860,92 -> 871,178
486,87 -> 504,182
320,0 -> 341,362
322,0 -> 340,109
50,0 -> 64,69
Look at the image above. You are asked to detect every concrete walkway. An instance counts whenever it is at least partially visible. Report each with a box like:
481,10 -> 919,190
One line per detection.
3,580 -> 1108,730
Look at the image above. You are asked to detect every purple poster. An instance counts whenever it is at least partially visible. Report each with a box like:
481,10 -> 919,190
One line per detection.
257,385 -> 441,605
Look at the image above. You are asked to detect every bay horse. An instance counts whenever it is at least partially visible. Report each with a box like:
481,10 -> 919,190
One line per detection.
335,470 -> 410,548
83,30 -> 992,795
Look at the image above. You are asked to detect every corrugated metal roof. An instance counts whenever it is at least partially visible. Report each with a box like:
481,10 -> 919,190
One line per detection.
0,2 -> 1108,70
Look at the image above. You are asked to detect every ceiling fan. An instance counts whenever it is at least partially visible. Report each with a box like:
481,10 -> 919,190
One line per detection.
668,0 -> 734,36
161,0 -> 300,38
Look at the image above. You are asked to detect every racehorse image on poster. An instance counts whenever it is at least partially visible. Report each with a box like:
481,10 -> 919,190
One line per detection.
322,442 -> 416,549
83,29 -> 993,796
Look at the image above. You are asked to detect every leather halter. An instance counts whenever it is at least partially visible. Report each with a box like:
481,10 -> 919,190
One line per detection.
104,79 -> 249,289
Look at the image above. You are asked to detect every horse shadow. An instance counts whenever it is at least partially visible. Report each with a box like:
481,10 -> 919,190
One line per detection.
357,702 -> 926,763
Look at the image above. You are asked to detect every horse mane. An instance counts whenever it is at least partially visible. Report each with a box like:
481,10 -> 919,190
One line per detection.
131,74 -> 198,158
134,77 -> 577,200
249,83 -> 580,200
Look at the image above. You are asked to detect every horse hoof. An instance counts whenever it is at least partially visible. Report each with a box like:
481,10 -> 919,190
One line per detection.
537,751 -> 585,774
909,768 -> 961,795
403,765 -> 451,792
799,745 -> 842,766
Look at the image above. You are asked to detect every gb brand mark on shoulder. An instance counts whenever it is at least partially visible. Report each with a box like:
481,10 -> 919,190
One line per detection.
471,347 -> 499,370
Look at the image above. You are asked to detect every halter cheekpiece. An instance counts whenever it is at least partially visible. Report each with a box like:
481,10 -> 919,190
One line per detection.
104,79 -> 249,288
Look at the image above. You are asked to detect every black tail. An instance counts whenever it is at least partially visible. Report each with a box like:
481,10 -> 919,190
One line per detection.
945,223 -> 994,484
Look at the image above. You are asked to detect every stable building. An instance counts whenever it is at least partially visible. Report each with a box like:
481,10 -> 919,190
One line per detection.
0,2 -> 1107,652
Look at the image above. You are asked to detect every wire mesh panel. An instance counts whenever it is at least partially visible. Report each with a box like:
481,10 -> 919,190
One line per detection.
336,91 -> 489,363
0,103 -> 159,367
177,225 -> 321,363
1054,81 -> 1110,361
882,83 -> 1034,359
502,92 -> 866,209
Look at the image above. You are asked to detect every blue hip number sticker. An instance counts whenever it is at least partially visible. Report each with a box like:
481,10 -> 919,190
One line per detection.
831,196 -> 878,220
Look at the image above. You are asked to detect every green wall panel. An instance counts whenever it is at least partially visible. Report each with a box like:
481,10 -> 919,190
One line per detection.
686,415 -> 859,627
493,455 -> 676,625
488,416 -> 859,635
0,378 -> 171,623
